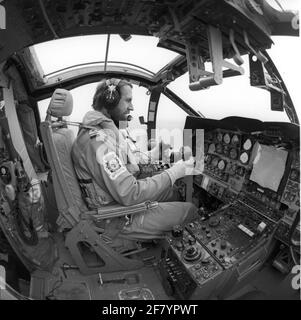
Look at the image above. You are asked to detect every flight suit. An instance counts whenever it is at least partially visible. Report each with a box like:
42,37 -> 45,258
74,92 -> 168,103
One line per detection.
71,110 -> 197,240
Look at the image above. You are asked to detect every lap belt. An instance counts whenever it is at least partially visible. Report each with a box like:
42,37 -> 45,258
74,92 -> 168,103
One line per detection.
81,201 -> 159,241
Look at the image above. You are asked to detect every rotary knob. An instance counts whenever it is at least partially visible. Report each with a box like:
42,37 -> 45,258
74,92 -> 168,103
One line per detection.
187,235 -> 196,245
187,247 -> 196,255
0,166 -> 11,184
183,246 -> 202,262
209,216 -> 220,227
189,222 -> 195,228
172,225 -> 183,238
175,241 -> 184,251
195,263 -> 201,270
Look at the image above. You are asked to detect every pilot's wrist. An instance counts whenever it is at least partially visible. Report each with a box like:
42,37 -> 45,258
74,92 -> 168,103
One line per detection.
166,169 -> 177,185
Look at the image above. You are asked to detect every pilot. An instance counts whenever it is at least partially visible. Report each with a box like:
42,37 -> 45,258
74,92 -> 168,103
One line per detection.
71,78 -> 201,240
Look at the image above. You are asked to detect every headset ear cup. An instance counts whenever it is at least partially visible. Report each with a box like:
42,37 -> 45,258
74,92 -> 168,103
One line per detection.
103,86 -> 120,109
104,88 -> 120,108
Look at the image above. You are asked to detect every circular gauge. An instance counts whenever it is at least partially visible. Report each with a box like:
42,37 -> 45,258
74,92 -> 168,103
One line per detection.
231,134 -> 239,144
216,144 -> 223,154
240,152 -> 249,164
208,143 -> 215,153
223,145 -> 229,156
223,133 -> 231,144
243,139 -> 252,151
218,160 -> 226,171
229,148 -> 238,160
211,157 -> 219,167
217,132 -> 223,142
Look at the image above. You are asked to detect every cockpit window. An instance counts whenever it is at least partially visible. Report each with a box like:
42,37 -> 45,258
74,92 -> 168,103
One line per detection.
268,36 -> 300,121
265,0 -> 299,11
38,82 -> 150,141
34,35 -> 178,76
167,55 -> 290,123
156,94 -> 189,150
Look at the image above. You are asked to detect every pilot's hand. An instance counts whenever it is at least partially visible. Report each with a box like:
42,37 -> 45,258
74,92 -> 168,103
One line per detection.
166,157 -> 203,184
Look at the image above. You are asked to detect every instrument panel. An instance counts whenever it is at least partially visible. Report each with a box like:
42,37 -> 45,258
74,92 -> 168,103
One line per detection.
281,149 -> 300,223
158,117 -> 300,299
204,130 -> 252,182
161,117 -> 300,299
201,130 -> 254,201
160,200 -> 274,299
193,125 -> 299,224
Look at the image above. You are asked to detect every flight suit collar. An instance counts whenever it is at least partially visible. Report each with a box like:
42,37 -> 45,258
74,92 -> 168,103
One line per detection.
82,110 -> 120,141
82,110 -> 114,127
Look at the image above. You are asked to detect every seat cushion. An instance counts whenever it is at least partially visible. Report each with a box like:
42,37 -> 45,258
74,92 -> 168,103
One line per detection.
53,127 -> 87,212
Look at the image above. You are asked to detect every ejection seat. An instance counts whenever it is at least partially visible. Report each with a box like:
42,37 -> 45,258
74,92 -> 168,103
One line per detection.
40,89 -> 154,275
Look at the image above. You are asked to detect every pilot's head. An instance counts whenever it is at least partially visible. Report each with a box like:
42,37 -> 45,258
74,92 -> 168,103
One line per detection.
92,78 -> 134,123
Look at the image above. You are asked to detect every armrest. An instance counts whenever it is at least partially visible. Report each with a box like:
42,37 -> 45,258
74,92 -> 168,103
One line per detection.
81,201 -> 158,222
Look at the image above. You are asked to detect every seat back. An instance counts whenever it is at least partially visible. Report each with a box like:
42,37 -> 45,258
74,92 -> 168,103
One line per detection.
40,89 -> 87,231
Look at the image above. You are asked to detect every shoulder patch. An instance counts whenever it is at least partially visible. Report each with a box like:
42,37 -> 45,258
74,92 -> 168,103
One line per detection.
89,129 -> 107,142
102,152 -> 127,180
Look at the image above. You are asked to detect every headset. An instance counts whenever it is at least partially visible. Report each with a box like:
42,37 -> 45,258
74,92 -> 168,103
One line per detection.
101,78 -> 121,109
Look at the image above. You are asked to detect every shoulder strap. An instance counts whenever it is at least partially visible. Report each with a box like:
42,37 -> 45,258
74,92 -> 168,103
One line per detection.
54,119 -> 100,134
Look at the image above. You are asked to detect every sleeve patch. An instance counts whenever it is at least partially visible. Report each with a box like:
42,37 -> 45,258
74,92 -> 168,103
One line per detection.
89,129 -> 107,142
102,152 -> 127,180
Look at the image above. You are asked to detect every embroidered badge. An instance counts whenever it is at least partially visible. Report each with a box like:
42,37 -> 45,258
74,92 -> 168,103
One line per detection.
102,152 -> 126,180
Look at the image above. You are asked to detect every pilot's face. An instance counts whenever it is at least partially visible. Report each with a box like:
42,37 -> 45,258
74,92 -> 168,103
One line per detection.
109,85 -> 134,122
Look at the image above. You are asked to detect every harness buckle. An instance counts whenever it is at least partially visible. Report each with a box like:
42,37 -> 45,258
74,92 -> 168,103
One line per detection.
125,214 -> 132,226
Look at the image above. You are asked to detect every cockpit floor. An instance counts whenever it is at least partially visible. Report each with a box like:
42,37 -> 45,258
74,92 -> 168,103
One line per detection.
29,233 -> 299,300
30,233 -> 170,300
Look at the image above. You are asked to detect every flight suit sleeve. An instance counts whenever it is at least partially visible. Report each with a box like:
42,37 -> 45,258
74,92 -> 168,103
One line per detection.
96,145 -> 172,206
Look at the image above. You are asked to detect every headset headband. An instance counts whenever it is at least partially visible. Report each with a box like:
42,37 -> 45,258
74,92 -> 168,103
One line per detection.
106,78 -> 121,87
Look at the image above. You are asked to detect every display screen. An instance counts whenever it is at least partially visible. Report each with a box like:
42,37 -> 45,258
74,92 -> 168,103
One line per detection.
250,142 -> 288,192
